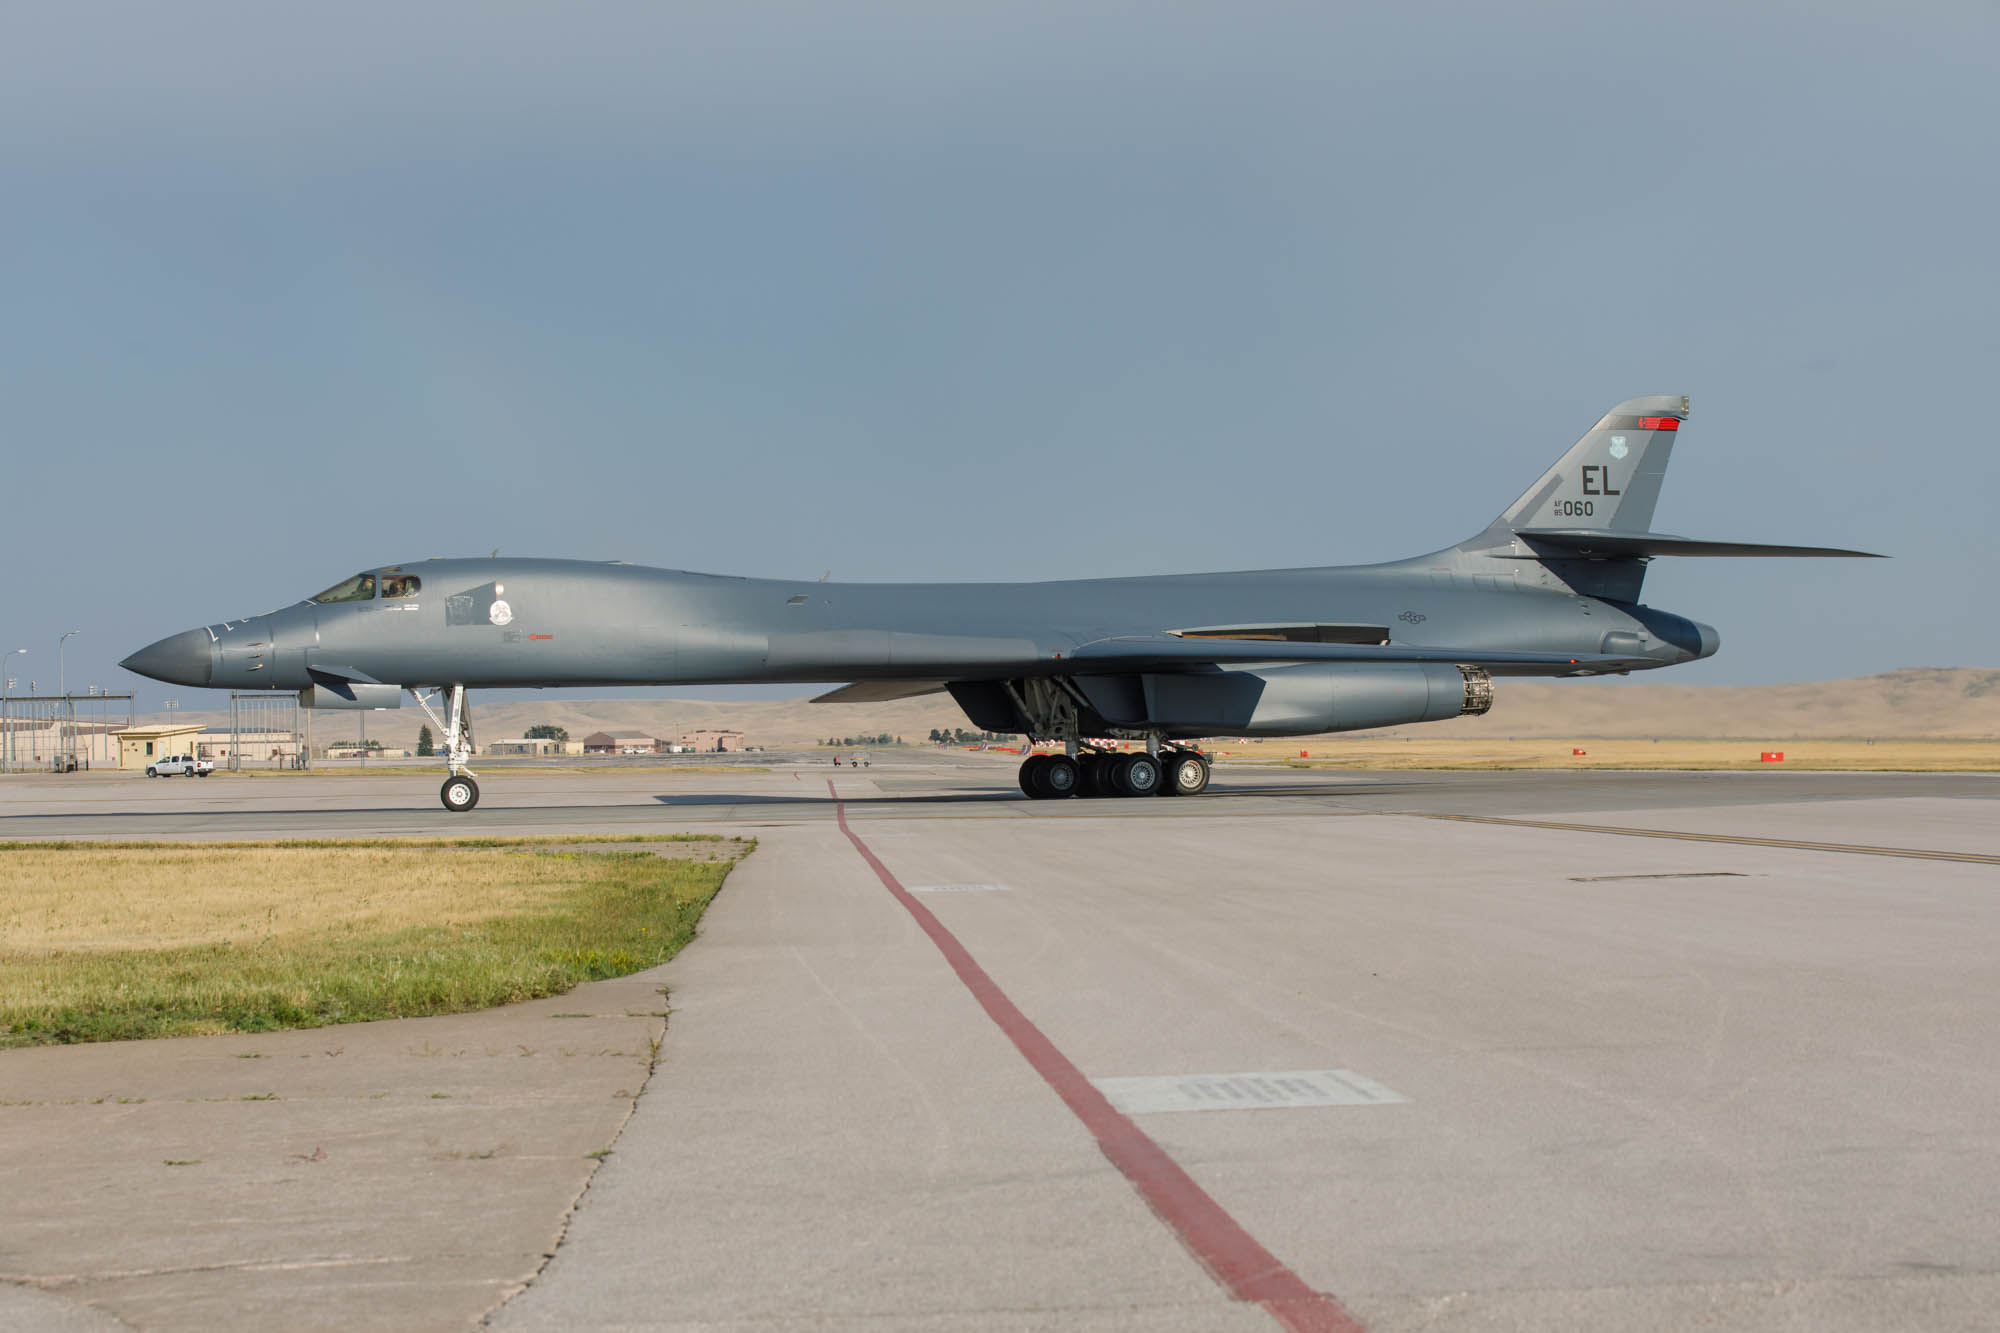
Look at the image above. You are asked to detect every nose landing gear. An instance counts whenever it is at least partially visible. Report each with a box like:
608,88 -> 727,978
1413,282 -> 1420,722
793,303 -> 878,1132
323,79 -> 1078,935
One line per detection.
412,684 -> 479,813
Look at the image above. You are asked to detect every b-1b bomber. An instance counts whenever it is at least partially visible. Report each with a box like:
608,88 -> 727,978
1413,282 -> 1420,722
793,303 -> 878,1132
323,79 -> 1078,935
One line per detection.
123,396 -> 1876,810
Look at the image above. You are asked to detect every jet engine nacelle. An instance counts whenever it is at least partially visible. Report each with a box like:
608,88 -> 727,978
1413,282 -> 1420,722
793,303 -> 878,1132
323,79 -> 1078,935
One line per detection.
297,683 -> 403,710
1140,662 -> 1492,737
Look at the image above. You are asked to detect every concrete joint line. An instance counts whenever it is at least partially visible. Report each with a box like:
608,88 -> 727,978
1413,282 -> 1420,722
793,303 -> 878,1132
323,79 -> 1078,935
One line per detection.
1409,812 -> 2000,865
12,1253 -> 497,1286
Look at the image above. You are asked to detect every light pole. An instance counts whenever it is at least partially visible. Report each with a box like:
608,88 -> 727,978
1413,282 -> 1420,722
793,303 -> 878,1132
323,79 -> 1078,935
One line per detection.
2,648 -> 24,773
58,630 -> 79,701
57,630 -> 79,772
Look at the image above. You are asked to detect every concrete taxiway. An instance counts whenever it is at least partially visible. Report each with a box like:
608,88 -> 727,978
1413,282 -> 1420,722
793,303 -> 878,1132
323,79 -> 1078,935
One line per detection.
3,755 -> 1998,1331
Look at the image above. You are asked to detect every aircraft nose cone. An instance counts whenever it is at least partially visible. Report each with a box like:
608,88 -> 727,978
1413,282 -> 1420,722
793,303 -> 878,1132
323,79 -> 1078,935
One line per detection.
120,629 -> 214,686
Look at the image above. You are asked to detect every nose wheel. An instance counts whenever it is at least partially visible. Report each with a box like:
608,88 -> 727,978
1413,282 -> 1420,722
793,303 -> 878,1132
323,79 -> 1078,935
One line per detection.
440,774 -> 480,812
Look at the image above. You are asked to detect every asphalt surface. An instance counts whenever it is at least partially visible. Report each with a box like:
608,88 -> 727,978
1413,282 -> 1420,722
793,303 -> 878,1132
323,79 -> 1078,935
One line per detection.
4,754 -> 1998,1331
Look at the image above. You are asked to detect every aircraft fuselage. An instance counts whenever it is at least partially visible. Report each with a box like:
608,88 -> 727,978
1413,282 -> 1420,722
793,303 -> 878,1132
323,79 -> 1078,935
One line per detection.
154,553 -> 1714,695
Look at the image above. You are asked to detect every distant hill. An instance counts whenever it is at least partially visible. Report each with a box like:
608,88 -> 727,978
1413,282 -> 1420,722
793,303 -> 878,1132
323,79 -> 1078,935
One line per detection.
130,668 -> 2000,748
1390,667 -> 2000,740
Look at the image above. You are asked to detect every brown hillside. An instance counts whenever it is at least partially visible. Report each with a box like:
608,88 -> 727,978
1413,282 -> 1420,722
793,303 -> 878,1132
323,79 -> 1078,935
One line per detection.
1383,667 -> 2000,740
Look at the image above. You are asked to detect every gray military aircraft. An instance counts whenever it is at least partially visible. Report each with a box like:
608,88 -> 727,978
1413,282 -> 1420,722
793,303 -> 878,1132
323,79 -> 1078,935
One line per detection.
124,396 -> 1876,810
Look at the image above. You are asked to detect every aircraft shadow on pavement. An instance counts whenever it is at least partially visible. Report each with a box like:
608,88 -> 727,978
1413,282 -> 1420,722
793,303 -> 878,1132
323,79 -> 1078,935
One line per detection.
651,780 -> 1435,807
653,790 -> 1017,807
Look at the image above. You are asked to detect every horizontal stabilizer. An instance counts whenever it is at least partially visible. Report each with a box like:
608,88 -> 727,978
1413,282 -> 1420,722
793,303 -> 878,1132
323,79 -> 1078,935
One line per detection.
810,680 -> 950,704
1515,529 -> 1884,559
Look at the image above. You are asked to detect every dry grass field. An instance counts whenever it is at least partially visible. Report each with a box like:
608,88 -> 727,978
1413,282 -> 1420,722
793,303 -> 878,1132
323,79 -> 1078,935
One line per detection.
0,836 -> 749,1047
1204,737 -> 2000,771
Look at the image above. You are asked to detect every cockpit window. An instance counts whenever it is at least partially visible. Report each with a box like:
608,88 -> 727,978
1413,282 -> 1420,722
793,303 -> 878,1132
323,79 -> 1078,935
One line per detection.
381,574 -> 421,599
310,573 -> 377,604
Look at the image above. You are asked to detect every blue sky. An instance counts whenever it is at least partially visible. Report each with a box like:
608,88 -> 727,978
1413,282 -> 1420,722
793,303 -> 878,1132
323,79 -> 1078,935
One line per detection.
3,3 -> 1994,706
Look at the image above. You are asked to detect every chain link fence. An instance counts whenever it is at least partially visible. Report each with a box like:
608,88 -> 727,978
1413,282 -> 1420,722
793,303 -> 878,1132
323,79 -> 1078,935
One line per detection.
220,692 -> 308,771
0,694 -> 134,772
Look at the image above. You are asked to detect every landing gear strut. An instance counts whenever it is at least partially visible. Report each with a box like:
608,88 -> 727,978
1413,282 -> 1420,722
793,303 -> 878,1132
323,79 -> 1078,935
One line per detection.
1004,677 -> 1210,800
412,685 -> 478,812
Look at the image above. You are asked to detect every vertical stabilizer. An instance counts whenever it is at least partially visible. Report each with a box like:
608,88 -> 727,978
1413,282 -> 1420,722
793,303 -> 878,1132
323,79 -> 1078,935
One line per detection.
1497,394 -> 1688,534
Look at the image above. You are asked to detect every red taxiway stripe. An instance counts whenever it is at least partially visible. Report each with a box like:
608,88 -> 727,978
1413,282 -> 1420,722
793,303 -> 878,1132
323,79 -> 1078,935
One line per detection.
830,782 -> 1364,1333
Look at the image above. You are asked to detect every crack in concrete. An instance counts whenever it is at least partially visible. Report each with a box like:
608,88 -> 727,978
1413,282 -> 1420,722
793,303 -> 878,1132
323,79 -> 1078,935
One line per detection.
477,999 -> 671,1328
6,1253 -> 540,1287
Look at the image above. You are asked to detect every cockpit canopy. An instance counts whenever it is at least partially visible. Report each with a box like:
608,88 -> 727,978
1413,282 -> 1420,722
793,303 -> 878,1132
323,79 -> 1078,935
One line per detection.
310,571 -> 420,604
311,572 -> 375,603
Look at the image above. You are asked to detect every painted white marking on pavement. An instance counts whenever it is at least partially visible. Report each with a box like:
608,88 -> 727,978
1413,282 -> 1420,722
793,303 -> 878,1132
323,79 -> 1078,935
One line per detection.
908,882 -> 1011,893
1095,1070 -> 1407,1114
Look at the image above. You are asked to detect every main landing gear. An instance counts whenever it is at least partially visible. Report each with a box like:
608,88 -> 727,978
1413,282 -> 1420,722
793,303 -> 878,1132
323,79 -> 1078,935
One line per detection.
1018,745 -> 1210,800
412,684 -> 479,812
1000,676 -> 1212,800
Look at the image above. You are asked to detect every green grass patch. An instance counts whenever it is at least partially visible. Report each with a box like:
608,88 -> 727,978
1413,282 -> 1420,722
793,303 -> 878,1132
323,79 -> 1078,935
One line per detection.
0,836 -> 750,1048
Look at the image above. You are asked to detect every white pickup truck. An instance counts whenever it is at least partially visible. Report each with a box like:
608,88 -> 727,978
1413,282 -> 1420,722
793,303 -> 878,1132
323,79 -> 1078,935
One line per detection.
145,754 -> 213,777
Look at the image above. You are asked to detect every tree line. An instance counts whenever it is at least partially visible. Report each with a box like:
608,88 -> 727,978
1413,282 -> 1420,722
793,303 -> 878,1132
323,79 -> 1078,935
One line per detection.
418,723 -> 567,757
